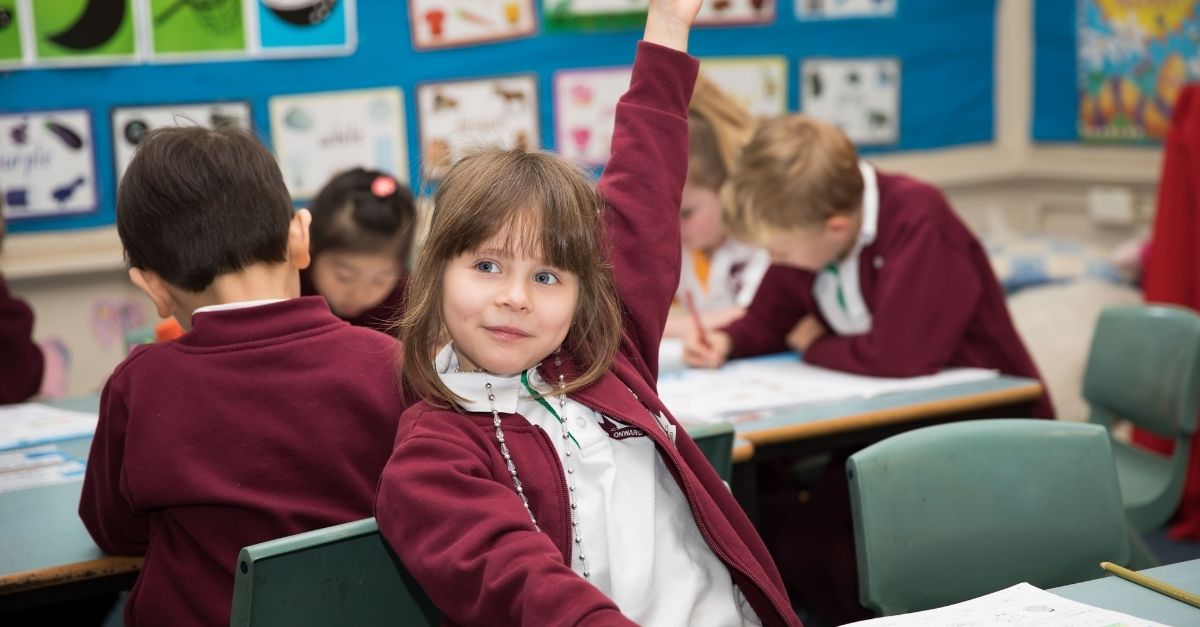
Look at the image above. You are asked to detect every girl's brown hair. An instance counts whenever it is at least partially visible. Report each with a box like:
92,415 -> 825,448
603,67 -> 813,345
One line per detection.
400,149 -> 623,408
687,73 -> 757,192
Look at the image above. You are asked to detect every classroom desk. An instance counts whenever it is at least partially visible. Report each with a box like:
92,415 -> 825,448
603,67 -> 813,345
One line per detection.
0,396 -> 140,612
727,375 -> 1044,524
1051,558 -> 1200,625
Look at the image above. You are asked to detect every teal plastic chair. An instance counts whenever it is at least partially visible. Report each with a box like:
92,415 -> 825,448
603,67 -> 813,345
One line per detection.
1083,304 -> 1200,534
687,420 -> 735,482
847,419 -> 1130,615
230,518 -> 440,627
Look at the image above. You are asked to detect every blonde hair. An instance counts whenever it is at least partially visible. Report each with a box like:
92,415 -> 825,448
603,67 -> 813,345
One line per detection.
725,114 -> 863,242
687,73 -> 757,191
399,149 -> 622,409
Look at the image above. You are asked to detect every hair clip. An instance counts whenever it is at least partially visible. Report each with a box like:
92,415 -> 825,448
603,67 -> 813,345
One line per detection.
371,175 -> 397,198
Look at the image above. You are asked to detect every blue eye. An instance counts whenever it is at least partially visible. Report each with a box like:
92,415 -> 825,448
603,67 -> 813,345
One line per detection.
533,271 -> 559,285
476,261 -> 499,273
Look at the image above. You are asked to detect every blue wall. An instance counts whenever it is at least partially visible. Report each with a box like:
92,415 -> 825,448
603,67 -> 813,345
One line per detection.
1,0 -> 996,233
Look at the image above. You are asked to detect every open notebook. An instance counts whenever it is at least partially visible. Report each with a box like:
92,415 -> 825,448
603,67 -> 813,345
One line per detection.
844,583 -> 1166,627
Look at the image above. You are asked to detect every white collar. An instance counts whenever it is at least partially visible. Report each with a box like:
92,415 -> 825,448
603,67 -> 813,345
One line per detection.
857,161 -> 880,248
435,343 -> 548,414
193,299 -> 286,315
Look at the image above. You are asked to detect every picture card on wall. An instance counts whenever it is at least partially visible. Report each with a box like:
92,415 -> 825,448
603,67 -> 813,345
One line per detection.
258,0 -> 355,54
800,58 -> 900,145
269,87 -> 408,199
149,0 -> 247,57
696,0 -> 774,26
0,109 -> 98,220
795,0 -> 896,20
31,0 -> 137,64
543,0 -> 647,32
417,74 -> 539,180
410,0 -> 535,50
0,1 -> 24,65
111,101 -> 253,185
552,66 -> 630,166
699,56 -> 788,117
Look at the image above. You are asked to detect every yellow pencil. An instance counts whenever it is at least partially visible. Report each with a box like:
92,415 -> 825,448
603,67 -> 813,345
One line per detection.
1100,561 -> 1200,609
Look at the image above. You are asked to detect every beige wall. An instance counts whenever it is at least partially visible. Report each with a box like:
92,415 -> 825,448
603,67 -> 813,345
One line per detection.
0,0 -> 1165,397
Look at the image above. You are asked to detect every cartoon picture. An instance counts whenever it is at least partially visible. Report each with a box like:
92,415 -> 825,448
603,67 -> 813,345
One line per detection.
417,74 -> 539,179
801,58 -> 900,145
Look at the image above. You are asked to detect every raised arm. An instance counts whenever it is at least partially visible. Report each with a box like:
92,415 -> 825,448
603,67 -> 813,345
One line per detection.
0,275 -> 45,404
597,3 -> 701,378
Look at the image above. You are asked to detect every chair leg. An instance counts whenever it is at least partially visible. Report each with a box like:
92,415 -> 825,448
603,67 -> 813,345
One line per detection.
1126,526 -> 1161,569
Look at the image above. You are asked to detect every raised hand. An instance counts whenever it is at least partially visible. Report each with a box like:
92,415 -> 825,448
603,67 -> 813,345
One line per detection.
643,0 -> 703,52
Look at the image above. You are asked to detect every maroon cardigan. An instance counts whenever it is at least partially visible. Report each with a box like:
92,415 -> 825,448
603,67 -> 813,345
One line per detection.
0,274 -> 44,404
374,42 -> 800,627
723,171 -> 1053,418
79,297 -> 407,627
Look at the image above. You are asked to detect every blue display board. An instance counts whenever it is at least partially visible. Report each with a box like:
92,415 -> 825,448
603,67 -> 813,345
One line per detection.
2,0 -> 995,233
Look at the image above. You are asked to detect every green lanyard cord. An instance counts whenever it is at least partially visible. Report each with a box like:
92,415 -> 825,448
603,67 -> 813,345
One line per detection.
824,263 -> 848,312
520,370 -> 582,450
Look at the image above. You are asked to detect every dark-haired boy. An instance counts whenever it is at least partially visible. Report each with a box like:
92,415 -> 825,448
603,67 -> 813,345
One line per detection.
79,127 -> 407,627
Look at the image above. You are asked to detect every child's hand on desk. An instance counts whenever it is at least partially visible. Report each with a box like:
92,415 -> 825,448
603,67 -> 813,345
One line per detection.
786,315 -> 827,353
683,329 -> 732,368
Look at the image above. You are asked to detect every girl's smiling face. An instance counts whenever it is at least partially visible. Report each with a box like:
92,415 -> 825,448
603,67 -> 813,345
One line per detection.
442,233 -> 580,376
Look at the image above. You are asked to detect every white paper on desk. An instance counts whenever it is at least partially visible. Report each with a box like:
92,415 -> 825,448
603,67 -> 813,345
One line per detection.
843,582 -> 1167,627
0,403 -> 99,451
656,358 -> 997,423
0,445 -> 87,494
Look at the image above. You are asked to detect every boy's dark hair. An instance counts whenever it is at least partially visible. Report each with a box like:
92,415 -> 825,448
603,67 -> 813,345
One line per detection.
309,168 -> 416,266
116,126 -> 294,293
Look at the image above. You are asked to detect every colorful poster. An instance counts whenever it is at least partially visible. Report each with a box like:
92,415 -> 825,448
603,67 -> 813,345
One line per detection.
0,109 -> 98,220
31,0 -> 136,62
800,58 -> 900,145
0,2 -> 22,64
1077,0 -> 1199,142
417,74 -> 539,180
700,56 -> 788,117
258,0 -> 354,54
268,87 -> 407,199
553,67 -> 630,166
543,0 -> 647,32
796,0 -> 896,19
149,0 -> 246,56
410,0 -> 535,50
696,0 -> 774,26
111,101 -> 253,185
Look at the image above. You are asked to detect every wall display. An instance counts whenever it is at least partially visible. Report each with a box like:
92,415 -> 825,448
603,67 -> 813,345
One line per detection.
258,0 -> 354,53
695,0 -> 773,26
31,0 -> 137,63
110,101 -> 253,185
1077,0 -> 1199,142
269,87 -> 407,199
409,0 -> 535,50
553,66 -> 629,166
0,109 -> 98,220
0,1 -> 23,65
699,56 -> 788,117
795,0 -> 896,19
416,74 -> 539,180
800,58 -> 900,145
148,0 -> 246,57
543,0 -> 647,32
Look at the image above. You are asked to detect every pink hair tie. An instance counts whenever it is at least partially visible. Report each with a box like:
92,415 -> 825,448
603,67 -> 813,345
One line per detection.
371,175 -> 397,198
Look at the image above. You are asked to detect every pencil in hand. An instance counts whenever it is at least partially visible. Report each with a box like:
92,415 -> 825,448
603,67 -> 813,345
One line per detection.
684,289 -> 711,351
1099,561 -> 1200,609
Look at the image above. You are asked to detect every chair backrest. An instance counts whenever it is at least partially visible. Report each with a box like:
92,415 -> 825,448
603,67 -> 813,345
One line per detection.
687,420 -> 735,482
1083,304 -> 1200,438
848,419 -> 1129,616
230,517 -> 441,627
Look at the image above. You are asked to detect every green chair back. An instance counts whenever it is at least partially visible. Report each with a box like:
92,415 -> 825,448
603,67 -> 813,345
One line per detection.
1083,304 -> 1200,532
848,419 -> 1129,615
687,420 -> 735,482
230,517 -> 440,627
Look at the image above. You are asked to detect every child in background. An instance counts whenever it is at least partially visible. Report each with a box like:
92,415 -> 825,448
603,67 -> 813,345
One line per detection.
80,127 -> 408,627
300,168 -> 416,332
684,113 -> 1051,418
0,211 -> 45,404
373,2 -> 798,625
665,73 -> 769,337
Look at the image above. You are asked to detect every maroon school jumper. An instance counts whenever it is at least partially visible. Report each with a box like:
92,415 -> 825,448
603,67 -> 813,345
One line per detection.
300,267 -> 408,334
79,297 -> 406,627
374,43 -> 800,627
723,171 -> 1052,418
0,274 -> 44,404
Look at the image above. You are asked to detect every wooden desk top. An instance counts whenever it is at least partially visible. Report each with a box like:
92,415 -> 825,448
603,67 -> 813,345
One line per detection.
729,375 -> 1044,446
